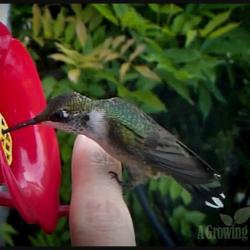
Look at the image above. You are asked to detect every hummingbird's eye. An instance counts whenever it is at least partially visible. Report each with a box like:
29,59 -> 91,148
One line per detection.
50,110 -> 69,122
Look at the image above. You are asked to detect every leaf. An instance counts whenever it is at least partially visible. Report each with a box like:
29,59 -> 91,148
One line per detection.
200,10 -> 231,37
89,82 -> 106,97
119,62 -> 131,82
76,20 -> 87,46
33,36 -> 44,46
185,29 -> 197,47
0,223 -> 17,246
133,90 -> 166,113
186,211 -> 206,226
64,20 -> 76,44
198,85 -> 212,118
103,37 -> 113,48
203,76 -> 226,103
4,234 -> 15,246
71,4 -> 82,17
182,15 -> 201,34
144,37 -> 163,54
129,44 -> 145,62
162,26 -> 175,37
80,61 -> 103,70
81,5 -> 95,24
161,4 -> 183,15
118,85 -> 166,113
42,76 -> 57,97
103,52 -> 120,62
169,179 -> 183,201
201,27 -> 250,56
117,85 -> 131,98
220,214 -> 233,226
92,25 -> 106,46
32,4 -> 42,37
120,38 -> 135,55
93,4 -> 118,25
182,55 -> 221,84
169,217 -> 178,231
98,48 -> 113,59
173,205 -> 186,219
164,48 -> 201,64
94,70 -> 119,85
112,35 -> 126,50
0,223 -> 18,234
55,42 -> 82,61
171,14 -> 186,34
180,220 -> 191,238
158,177 -> 171,196
112,4 -> 129,19
181,189 -> 192,205
119,7 -> 147,32
148,4 -> 160,13
136,77 -> 160,93
68,68 -> 81,83
148,179 -> 159,192
134,65 -> 161,82
54,8 -> 65,38
89,13 -> 103,32
160,70 -> 193,104
42,6 -> 53,39
149,4 -> 183,15
49,53 -> 76,65
234,207 -> 250,225
208,22 -> 240,39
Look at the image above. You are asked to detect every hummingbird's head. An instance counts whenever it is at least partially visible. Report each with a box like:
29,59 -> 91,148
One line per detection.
2,92 -> 94,135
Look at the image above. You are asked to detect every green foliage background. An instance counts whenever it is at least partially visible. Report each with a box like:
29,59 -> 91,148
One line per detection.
1,3 -> 250,246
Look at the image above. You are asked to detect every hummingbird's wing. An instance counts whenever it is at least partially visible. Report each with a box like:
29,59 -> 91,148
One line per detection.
144,130 -> 226,208
105,97 -> 225,208
105,97 -> 217,183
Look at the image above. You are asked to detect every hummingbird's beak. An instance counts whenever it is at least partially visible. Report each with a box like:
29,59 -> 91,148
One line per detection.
2,113 -> 46,135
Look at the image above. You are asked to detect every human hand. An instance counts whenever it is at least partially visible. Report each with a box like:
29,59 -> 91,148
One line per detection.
69,135 -> 136,246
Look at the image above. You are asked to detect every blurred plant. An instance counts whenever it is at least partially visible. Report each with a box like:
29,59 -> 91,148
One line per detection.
28,218 -> 70,246
28,4 -> 242,118
0,223 -> 17,246
7,3 -> 250,246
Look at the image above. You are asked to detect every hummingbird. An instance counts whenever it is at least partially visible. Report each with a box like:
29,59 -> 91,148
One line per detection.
2,92 -> 225,209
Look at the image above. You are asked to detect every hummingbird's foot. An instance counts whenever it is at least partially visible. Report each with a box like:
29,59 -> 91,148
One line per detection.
108,171 -> 133,190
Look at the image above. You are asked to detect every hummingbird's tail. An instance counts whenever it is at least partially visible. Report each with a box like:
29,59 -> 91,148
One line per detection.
174,140 -> 226,209
181,177 -> 226,209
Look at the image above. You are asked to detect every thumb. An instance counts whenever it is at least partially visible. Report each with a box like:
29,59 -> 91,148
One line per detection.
69,135 -> 135,246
